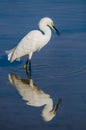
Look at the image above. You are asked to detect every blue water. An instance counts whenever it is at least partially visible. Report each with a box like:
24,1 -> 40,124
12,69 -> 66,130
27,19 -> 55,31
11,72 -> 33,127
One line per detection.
0,0 -> 86,130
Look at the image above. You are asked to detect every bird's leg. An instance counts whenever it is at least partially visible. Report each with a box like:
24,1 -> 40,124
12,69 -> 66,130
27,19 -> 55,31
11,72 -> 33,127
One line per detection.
24,59 -> 32,79
24,54 -> 32,79
24,59 -> 29,72
24,59 -> 31,79
29,59 -> 32,78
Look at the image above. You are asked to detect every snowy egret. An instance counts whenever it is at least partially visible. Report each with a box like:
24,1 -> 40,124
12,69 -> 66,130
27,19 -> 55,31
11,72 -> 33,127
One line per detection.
6,17 -> 60,73
9,73 -> 62,122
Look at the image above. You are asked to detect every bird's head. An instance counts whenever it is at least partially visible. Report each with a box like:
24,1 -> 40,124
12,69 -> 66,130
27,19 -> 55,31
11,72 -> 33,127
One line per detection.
39,17 -> 60,35
42,98 -> 62,122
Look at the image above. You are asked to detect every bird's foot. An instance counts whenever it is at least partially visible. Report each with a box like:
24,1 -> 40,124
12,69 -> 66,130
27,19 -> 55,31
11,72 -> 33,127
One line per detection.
23,63 -> 27,71
23,64 -> 31,79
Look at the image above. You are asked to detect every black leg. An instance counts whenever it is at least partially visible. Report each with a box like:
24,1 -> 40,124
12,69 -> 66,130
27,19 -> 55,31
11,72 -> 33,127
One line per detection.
29,59 -> 32,78
24,59 -> 29,72
24,58 -> 32,79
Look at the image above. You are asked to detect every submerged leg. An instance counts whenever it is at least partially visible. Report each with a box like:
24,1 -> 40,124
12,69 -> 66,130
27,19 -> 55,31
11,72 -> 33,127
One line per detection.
28,53 -> 32,78
29,59 -> 32,78
24,59 -> 29,72
24,59 -> 32,79
24,53 -> 32,79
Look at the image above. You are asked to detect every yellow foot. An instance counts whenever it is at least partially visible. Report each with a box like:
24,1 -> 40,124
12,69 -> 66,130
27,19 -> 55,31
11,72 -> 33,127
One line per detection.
23,64 -> 27,71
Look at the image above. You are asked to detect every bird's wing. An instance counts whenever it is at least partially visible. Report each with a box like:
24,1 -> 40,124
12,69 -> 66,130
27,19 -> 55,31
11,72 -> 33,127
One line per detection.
12,30 -> 44,60
9,73 -> 50,107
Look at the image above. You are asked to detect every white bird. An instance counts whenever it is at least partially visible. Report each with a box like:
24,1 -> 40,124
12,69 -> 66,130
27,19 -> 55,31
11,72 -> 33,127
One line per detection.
9,73 -> 62,122
6,17 -> 60,73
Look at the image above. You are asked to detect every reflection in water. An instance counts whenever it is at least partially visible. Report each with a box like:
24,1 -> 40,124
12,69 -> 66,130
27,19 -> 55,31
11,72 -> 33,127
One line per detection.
8,73 -> 62,122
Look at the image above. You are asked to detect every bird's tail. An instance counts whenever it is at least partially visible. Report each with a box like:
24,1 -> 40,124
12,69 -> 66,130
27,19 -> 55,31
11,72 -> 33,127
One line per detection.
5,47 -> 16,62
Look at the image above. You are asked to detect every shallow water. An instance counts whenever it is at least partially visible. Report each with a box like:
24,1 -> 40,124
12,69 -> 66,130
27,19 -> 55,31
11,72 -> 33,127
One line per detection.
0,0 -> 86,130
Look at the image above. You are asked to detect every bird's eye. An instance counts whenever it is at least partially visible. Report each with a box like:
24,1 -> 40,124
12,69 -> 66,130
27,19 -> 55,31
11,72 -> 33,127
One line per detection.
51,22 -> 54,27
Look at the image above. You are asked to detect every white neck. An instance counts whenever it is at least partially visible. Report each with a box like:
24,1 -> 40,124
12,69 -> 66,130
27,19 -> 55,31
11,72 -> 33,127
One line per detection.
39,23 -> 52,42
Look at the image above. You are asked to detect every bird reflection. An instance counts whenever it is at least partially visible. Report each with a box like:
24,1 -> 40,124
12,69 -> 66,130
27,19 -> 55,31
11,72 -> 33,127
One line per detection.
8,73 -> 62,122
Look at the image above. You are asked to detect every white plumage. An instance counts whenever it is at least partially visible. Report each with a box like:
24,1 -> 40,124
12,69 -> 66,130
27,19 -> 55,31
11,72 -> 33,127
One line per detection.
9,73 -> 62,122
6,17 -> 60,72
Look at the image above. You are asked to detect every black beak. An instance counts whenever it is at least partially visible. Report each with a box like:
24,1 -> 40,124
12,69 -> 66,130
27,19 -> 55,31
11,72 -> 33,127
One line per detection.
52,25 -> 60,36
53,98 -> 62,114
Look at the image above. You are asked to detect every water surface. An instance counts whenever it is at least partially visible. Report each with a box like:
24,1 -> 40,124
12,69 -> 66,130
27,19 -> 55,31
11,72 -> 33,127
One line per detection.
0,0 -> 86,130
